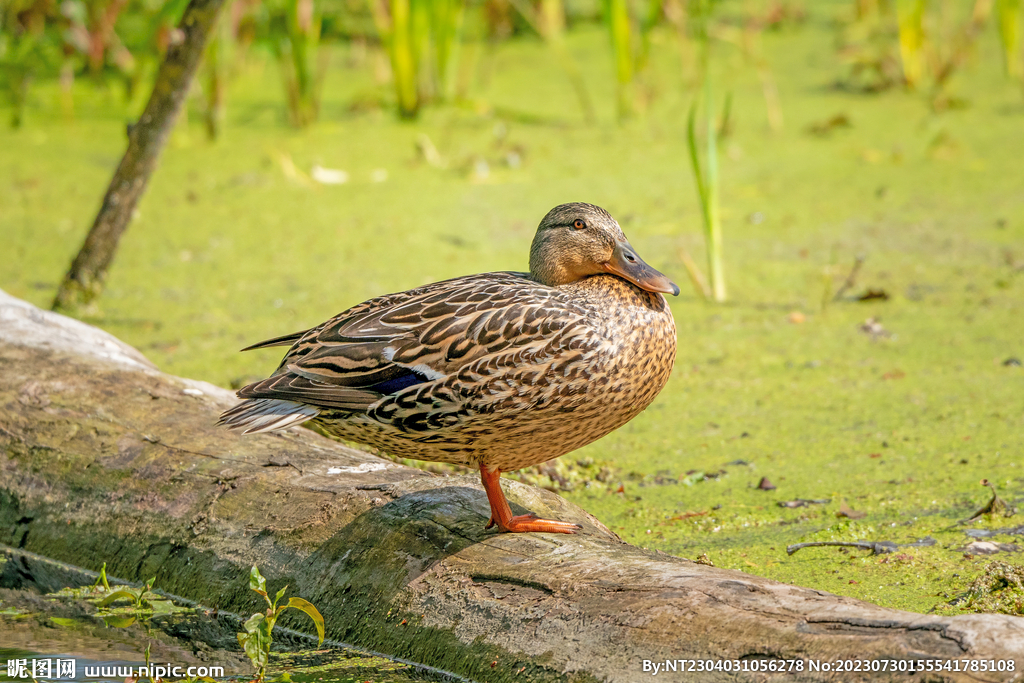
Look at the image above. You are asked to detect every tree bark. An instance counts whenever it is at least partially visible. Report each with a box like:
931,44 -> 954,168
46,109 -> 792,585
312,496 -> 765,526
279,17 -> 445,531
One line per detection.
52,0 -> 227,313
1,289 -> 1022,682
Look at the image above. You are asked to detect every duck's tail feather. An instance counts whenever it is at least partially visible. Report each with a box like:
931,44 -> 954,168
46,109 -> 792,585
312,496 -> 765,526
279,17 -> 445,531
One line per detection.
218,398 -> 320,435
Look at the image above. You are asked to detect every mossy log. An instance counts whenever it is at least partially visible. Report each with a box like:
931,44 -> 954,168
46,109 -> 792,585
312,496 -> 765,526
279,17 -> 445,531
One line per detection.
1,290 -> 1022,682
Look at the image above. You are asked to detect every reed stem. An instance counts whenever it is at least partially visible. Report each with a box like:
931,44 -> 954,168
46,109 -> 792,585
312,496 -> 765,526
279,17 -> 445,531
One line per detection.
896,0 -> 927,88
995,0 -> 1022,79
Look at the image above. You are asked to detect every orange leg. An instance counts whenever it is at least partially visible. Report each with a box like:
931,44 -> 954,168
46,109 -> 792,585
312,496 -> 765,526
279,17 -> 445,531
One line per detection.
479,463 -> 580,534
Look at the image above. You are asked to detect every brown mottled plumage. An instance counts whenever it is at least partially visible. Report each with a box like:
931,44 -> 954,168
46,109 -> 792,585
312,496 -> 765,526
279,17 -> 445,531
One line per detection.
219,203 -> 678,533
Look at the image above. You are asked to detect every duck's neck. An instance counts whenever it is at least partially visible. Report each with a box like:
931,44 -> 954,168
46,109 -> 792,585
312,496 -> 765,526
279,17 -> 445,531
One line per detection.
529,236 -> 600,287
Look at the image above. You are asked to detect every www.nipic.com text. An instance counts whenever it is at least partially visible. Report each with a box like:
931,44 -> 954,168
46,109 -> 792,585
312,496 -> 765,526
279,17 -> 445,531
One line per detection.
84,665 -> 226,678
6,659 -> 226,680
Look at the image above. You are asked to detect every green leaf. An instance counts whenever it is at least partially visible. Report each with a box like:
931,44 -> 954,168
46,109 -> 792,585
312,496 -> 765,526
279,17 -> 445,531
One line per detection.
97,590 -> 137,607
285,597 -> 325,646
242,611 -> 265,634
238,626 -> 268,673
249,565 -> 268,599
102,615 -> 137,628
49,617 -> 78,627
273,585 -> 288,610
259,614 -> 274,641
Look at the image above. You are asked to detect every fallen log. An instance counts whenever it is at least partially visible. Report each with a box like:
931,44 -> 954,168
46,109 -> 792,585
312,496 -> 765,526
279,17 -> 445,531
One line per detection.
1,289 -> 1021,682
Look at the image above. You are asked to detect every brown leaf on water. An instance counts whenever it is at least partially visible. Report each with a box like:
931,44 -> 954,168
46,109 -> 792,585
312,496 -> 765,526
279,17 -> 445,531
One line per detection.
757,477 -> 777,491
881,369 -> 905,380
836,502 -> 866,519
806,113 -> 852,136
857,288 -> 889,301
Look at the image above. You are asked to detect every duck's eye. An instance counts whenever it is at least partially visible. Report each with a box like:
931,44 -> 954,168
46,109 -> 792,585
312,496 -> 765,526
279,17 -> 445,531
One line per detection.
572,219 -> 586,230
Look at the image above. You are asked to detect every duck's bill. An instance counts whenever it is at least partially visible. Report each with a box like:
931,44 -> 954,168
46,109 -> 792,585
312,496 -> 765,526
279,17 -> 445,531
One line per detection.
604,242 -> 681,296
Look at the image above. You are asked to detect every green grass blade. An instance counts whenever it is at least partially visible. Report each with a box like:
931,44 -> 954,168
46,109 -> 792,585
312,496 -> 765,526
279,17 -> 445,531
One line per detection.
896,0 -> 927,88
686,100 -> 709,224
635,0 -> 662,73
431,0 -> 465,101
410,0 -> 431,100
377,0 -> 418,117
996,0 -> 1022,79
97,590 -> 137,607
703,72 -> 725,302
605,0 -> 633,120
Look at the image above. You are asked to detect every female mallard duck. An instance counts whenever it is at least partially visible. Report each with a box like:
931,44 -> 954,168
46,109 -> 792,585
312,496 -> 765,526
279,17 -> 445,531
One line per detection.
220,203 -> 678,534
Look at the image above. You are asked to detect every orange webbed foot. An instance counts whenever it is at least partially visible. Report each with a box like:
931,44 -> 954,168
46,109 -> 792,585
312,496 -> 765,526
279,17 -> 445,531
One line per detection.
480,464 -> 581,534
492,513 -> 580,534
485,513 -> 579,534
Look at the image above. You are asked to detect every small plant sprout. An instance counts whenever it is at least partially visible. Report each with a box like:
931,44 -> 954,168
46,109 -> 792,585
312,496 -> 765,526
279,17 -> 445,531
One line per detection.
92,561 -> 111,592
98,576 -> 158,609
237,565 -> 325,683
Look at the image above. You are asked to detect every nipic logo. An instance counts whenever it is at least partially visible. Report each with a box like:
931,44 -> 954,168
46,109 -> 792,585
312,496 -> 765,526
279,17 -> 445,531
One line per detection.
7,659 -> 75,679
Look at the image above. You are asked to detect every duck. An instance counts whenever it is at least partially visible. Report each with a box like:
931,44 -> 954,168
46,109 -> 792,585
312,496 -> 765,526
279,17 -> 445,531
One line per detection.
219,203 -> 678,534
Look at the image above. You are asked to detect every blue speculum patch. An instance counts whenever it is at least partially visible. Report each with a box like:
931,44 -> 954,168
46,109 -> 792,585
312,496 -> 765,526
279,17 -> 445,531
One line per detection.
368,370 -> 430,395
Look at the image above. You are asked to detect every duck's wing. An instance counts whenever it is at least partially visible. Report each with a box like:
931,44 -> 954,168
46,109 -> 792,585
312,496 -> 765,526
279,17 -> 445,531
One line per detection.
240,330 -> 309,351
235,272 -> 587,411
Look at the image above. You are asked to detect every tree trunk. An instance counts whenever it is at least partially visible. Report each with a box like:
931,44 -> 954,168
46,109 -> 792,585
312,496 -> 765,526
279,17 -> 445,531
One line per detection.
1,289 -> 1022,682
52,0 -> 227,314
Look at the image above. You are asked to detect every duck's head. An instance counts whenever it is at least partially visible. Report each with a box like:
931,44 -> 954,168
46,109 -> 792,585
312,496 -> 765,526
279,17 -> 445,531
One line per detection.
529,203 -> 680,296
